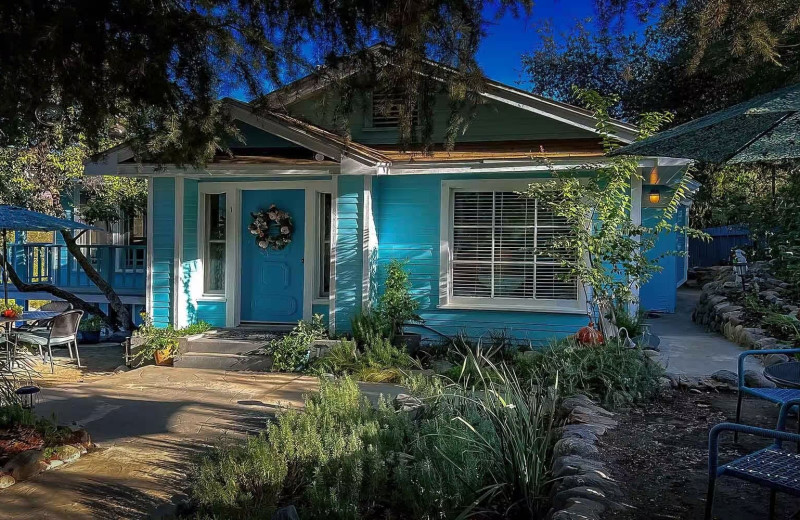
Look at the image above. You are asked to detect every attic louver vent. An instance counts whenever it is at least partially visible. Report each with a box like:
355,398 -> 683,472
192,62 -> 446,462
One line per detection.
371,90 -> 418,129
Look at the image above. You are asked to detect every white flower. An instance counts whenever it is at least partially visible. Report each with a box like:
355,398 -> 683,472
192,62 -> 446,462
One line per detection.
258,240 -> 267,249
280,226 -> 290,235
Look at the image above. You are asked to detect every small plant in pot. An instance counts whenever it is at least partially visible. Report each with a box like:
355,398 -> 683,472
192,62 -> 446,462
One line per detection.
1,302 -> 23,320
78,315 -> 104,344
132,314 -> 179,366
379,259 -> 423,352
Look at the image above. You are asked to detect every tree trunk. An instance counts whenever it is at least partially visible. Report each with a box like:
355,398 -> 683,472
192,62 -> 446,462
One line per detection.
59,230 -> 135,330
0,254 -> 113,326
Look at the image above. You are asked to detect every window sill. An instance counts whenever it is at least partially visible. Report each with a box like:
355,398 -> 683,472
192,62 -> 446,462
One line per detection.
198,295 -> 227,302
438,302 -> 586,315
312,298 -> 330,306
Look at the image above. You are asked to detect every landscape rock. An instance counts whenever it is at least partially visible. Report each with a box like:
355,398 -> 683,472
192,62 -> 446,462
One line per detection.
556,472 -> 622,498
711,369 -> 738,386
560,395 -> 614,418
552,486 -> 622,511
0,473 -> 15,489
569,408 -> 618,428
69,426 -> 91,445
45,459 -> 64,470
394,394 -> 426,419
3,449 -> 46,481
113,365 -> 130,374
552,456 -> 608,479
54,444 -> 82,463
763,354 -> 790,367
560,425 -> 600,442
272,505 -> 300,520
744,369 -> 777,389
550,498 -> 607,520
553,437 -> 600,459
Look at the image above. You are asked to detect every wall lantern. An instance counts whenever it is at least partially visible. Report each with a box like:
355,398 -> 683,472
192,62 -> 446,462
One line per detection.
648,189 -> 661,204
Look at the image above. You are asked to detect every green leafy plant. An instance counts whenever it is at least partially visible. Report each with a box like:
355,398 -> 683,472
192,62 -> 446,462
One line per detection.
514,338 -> 663,409
131,314 -> 211,366
350,311 -> 390,349
379,259 -> 421,338
609,303 -> 647,338
762,312 -> 800,346
312,337 -> 415,383
78,315 -> 104,332
523,88 -> 704,329
261,314 -> 327,372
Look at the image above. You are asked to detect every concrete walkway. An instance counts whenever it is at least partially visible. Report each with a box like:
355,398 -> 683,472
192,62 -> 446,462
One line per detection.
0,366 -> 404,519
650,288 -> 761,377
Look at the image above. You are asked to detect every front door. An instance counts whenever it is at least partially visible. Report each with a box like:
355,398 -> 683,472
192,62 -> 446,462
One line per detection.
240,189 -> 305,323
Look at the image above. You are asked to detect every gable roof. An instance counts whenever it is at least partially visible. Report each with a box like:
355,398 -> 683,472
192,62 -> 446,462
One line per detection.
264,45 -> 638,144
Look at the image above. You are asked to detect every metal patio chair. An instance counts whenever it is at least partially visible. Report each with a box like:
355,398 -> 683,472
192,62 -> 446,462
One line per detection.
734,349 -> 800,443
15,301 -> 73,333
13,310 -> 83,373
707,398 -> 800,520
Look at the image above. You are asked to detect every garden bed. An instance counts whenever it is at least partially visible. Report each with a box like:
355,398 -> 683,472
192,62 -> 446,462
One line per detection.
0,408 -> 93,489
603,390 -> 800,519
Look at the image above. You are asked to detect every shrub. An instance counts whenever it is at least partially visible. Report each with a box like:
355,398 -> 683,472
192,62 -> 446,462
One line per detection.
514,339 -> 663,409
350,311 -> 389,349
261,314 -> 327,372
190,375 -> 557,520
609,303 -> 647,338
379,259 -> 421,338
132,314 -> 212,366
312,337 -> 415,383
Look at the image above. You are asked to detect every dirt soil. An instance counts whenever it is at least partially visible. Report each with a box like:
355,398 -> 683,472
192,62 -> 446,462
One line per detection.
604,390 -> 800,520
0,425 -> 45,464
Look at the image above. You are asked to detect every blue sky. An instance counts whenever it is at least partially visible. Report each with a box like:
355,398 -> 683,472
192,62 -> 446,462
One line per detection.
478,0 -> 600,86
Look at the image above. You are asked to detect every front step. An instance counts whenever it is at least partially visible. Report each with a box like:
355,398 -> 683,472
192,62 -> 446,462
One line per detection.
174,330 -> 275,371
174,351 -> 273,371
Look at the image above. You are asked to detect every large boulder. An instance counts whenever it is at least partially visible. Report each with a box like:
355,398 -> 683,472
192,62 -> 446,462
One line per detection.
711,370 -> 738,386
3,450 -> 45,481
744,369 -> 777,389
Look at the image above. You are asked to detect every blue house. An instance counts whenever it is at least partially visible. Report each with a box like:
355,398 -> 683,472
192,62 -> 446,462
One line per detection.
84,64 -> 692,343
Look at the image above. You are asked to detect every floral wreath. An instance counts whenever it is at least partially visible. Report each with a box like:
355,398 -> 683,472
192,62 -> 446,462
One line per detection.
248,204 -> 294,251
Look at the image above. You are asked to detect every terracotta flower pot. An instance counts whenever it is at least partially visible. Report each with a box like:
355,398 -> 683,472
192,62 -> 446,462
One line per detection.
154,349 -> 174,366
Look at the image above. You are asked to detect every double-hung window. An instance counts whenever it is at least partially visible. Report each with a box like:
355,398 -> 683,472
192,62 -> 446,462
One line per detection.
204,193 -> 227,294
445,185 -> 580,310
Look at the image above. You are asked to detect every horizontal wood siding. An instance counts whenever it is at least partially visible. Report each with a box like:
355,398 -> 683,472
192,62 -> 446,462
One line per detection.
334,176 -> 363,333
151,177 -> 175,327
182,179 -> 201,325
373,174 -> 587,345
290,94 -> 595,145
640,207 -> 679,313
196,301 -> 226,327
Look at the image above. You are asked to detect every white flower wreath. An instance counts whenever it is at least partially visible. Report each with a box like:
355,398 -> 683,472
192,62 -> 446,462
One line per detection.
248,204 -> 294,251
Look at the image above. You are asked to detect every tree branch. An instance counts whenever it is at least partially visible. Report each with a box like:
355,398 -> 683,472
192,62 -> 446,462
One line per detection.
0,254 -> 112,325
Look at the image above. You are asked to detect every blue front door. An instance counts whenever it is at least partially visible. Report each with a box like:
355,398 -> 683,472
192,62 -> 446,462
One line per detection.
240,189 -> 305,323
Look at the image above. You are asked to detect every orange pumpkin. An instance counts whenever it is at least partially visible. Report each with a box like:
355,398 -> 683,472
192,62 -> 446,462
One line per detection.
577,321 -> 604,346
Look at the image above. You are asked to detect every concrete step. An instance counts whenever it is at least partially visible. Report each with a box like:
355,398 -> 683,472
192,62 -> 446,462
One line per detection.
173,352 -> 273,371
180,337 -> 262,355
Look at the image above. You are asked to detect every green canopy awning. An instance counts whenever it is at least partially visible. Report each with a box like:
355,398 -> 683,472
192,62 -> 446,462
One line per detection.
612,83 -> 800,164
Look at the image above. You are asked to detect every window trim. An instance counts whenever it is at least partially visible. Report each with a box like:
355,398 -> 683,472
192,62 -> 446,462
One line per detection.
201,192 -> 228,297
314,192 -> 332,303
439,179 -> 586,314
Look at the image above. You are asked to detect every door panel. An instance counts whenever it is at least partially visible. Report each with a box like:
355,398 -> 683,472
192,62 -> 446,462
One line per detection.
240,189 -> 305,323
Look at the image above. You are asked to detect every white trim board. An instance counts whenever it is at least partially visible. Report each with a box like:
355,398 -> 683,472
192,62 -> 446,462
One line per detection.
145,177 -> 154,317
438,178 -> 587,314
196,179 -> 335,328
173,177 -> 184,327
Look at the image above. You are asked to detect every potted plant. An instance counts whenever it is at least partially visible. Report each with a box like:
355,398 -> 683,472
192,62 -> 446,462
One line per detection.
379,259 -> 423,352
78,315 -> 103,344
131,314 -> 179,366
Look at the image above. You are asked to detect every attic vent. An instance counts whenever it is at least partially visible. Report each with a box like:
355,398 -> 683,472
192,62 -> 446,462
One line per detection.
371,90 -> 418,129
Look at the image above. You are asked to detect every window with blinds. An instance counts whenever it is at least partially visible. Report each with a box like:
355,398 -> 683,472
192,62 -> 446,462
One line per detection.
450,190 -> 578,303
371,90 -> 418,128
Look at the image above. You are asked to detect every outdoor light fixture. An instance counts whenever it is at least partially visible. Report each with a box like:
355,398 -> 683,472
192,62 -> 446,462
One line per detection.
15,385 -> 40,410
648,189 -> 661,204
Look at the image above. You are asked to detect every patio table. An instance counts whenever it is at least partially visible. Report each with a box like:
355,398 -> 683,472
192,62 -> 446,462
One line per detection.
764,362 -> 800,389
0,311 -> 61,368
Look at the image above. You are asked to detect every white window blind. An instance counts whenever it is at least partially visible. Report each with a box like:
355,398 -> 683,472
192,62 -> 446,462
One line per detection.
451,191 -> 578,302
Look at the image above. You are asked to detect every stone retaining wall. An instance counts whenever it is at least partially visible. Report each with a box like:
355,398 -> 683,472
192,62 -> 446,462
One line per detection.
692,263 -> 798,350
547,395 -> 624,520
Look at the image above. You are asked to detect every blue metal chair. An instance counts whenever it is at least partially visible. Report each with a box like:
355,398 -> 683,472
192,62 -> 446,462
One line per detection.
707,399 -> 800,520
735,349 -> 800,443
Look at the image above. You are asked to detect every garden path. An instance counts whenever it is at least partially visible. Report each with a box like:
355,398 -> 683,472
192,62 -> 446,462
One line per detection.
0,366 -> 404,519
650,287 -> 761,377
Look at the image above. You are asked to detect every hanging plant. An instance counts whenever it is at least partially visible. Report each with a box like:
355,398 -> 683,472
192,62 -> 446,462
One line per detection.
248,204 -> 294,251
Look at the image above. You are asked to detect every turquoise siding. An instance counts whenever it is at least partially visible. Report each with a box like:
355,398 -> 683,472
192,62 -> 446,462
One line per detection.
182,179 -> 201,324
373,174 -> 588,345
197,301 -> 226,327
312,304 -> 330,327
639,206 -> 680,313
334,176 -> 364,333
151,177 -> 176,327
